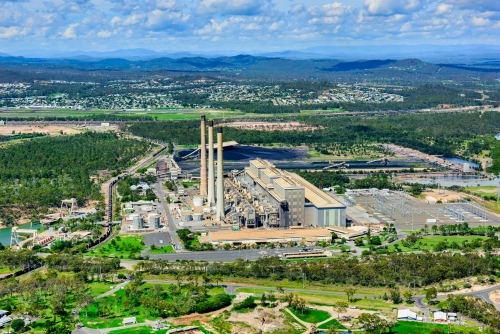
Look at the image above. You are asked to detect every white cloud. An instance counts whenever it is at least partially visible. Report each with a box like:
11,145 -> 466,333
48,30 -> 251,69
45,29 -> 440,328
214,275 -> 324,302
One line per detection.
97,30 -> 113,38
62,24 -> 78,39
0,26 -> 26,39
364,0 -> 426,16
472,16 -> 490,26
436,3 -> 452,15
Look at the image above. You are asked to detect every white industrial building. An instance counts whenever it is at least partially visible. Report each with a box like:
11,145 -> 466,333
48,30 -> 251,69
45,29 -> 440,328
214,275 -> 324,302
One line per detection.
225,159 -> 346,228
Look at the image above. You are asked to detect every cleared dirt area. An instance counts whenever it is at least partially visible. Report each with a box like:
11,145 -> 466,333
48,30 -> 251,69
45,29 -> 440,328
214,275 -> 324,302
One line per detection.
228,306 -> 287,333
0,124 -> 81,135
221,121 -> 319,131
422,189 -> 463,203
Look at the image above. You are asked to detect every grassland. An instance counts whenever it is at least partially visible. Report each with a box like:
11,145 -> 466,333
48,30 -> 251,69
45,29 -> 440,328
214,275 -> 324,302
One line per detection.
388,235 -> 488,252
149,245 -> 175,254
236,288 -> 393,310
392,321 -> 449,334
0,106 -> 348,120
89,235 -> 145,259
288,307 -> 331,323
317,318 -> 346,330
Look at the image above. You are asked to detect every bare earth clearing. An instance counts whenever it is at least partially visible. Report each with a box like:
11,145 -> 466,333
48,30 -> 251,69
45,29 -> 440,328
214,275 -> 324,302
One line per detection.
422,189 -> 463,203
221,121 -> 320,131
0,125 -> 82,135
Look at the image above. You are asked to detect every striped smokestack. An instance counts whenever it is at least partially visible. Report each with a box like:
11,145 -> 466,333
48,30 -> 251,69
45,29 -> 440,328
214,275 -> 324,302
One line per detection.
200,115 -> 207,196
216,127 -> 225,221
207,120 -> 215,205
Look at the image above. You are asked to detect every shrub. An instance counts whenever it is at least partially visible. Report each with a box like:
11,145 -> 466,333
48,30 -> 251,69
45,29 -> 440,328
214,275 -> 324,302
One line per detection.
196,294 -> 232,313
11,319 -> 25,332
234,296 -> 256,310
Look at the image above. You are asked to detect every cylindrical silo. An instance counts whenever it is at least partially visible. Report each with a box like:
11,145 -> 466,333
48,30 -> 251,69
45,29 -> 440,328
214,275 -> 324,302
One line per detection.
148,213 -> 160,229
200,115 -> 207,196
207,120 -> 215,205
132,214 -> 143,229
216,127 -> 225,222
193,196 -> 204,207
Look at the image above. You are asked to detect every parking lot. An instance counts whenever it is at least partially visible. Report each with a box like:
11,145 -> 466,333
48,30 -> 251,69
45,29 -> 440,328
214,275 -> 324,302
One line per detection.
143,231 -> 172,247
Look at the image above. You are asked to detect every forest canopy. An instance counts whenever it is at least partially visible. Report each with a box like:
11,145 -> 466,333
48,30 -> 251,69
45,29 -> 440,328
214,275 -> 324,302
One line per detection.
0,132 -> 151,223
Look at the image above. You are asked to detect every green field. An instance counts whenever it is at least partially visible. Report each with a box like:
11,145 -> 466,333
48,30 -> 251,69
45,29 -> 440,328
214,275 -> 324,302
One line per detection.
392,321 -> 449,334
86,281 -> 118,297
287,307 -> 331,323
389,235 -> 488,252
89,235 -> 145,259
0,107 -> 348,120
149,245 -> 175,254
318,318 -> 346,330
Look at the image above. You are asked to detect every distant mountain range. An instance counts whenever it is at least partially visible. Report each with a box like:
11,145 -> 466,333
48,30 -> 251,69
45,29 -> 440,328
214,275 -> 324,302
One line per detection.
3,44 -> 500,62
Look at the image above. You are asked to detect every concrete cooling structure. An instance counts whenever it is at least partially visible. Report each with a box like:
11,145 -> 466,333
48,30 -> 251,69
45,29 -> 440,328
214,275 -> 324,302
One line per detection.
224,159 -> 346,228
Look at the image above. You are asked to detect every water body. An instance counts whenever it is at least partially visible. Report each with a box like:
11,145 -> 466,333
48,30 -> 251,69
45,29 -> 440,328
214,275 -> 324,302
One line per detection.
0,221 -> 42,247
443,157 -> 479,168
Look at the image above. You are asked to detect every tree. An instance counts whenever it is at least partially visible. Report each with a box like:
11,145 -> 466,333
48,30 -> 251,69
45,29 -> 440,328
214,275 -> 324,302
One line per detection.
357,313 -> 389,334
261,293 -> 267,306
432,225 -> 438,235
11,319 -> 25,332
425,287 -> 438,304
354,238 -> 364,247
403,290 -> 414,304
430,328 -> 445,334
345,288 -> 356,302
332,301 -> 348,319
389,288 -> 401,304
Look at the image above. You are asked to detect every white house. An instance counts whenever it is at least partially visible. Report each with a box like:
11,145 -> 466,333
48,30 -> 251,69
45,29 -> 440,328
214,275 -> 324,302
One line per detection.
434,311 -> 447,322
397,309 -> 417,320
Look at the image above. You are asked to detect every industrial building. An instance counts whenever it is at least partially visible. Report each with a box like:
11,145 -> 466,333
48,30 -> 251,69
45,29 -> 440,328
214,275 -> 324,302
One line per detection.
189,116 -> 346,228
222,159 -> 346,228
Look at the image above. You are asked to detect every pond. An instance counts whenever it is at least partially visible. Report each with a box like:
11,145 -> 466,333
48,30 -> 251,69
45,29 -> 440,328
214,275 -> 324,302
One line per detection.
0,221 -> 43,247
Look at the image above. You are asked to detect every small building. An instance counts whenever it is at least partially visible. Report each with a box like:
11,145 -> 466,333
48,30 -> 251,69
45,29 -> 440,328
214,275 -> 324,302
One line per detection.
101,122 -> 110,127
397,309 -> 417,320
0,120 -> 5,126
123,317 -> 137,325
434,311 -> 447,322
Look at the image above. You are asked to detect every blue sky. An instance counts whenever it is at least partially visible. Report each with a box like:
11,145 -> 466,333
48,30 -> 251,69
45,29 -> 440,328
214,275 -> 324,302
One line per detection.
0,0 -> 499,52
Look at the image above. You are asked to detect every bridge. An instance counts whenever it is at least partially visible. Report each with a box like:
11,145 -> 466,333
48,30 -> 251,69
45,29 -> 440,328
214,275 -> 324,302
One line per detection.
179,141 -> 239,160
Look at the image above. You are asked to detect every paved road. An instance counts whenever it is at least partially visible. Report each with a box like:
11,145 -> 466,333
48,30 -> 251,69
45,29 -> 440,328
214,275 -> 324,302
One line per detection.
413,283 -> 500,315
147,247 -> 315,261
153,181 -> 181,250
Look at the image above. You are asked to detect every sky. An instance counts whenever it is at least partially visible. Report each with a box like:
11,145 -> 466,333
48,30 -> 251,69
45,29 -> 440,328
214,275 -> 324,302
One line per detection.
0,0 -> 500,53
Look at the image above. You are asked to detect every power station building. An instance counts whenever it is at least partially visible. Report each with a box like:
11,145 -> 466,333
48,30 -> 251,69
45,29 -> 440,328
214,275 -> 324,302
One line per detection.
195,116 -> 345,228
225,159 -> 346,228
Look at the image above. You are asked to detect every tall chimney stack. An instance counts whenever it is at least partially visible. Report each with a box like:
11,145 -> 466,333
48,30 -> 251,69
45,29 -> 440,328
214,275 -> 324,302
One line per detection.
216,127 -> 225,221
207,120 -> 215,205
200,115 -> 207,196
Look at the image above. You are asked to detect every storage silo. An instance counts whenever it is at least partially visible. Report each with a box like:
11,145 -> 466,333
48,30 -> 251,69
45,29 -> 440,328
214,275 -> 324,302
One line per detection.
131,214 -> 143,229
193,196 -> 204,207
148,213 -> 161,229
